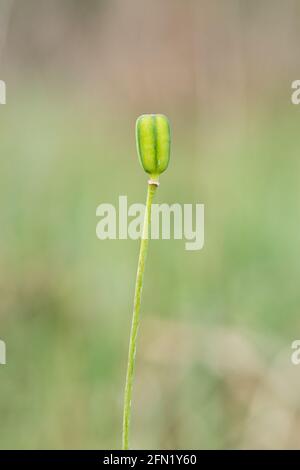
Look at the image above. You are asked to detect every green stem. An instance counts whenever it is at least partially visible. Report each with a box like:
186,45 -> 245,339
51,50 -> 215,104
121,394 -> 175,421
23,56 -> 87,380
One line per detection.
122,182 -> 157,450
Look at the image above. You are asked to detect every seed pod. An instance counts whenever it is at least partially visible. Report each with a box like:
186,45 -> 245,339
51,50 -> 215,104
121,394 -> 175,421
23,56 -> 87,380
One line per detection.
136,114 -> 171,182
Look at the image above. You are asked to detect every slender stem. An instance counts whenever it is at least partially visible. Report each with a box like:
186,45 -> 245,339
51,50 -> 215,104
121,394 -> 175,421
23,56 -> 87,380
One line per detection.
122,182 -> 157,450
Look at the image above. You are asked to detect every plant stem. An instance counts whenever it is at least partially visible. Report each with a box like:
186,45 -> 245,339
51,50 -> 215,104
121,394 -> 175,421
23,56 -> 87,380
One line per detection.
122,182 -> 157,450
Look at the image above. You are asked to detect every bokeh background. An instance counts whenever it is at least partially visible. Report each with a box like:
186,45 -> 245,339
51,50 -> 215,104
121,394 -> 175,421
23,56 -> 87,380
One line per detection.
1,0 -> 300,449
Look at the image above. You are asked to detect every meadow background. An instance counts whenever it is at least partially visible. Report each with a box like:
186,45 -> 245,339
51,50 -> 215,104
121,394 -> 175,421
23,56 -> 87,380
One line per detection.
1,0 -> 300,449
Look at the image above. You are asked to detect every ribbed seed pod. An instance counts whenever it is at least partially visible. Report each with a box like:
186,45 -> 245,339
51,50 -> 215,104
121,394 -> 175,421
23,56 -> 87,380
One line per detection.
136,114 -> 171,182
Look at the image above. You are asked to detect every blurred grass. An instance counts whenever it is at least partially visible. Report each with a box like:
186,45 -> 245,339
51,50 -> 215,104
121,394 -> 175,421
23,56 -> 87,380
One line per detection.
0,88 -> 300,449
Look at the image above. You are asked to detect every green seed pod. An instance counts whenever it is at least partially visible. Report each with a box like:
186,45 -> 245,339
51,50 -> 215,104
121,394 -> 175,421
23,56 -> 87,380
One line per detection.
136,114 -> 171,182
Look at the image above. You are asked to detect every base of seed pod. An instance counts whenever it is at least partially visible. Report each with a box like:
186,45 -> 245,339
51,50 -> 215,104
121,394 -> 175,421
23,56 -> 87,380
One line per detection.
148,179 -> 160,186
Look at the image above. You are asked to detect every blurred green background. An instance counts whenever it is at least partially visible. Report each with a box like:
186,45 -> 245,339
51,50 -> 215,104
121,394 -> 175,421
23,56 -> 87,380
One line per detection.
1,0 -> 300,449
